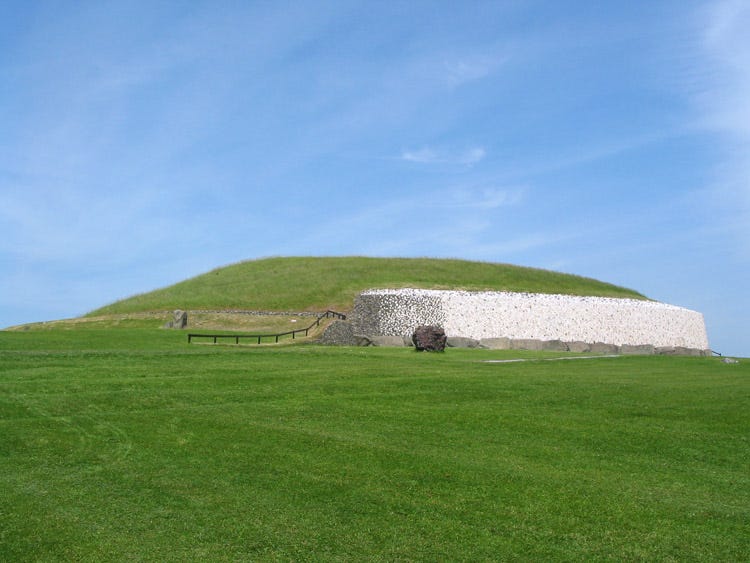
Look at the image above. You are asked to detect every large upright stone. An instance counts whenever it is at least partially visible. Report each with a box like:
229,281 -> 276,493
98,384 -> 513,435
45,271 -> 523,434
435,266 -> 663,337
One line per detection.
164,310 -> 188,329
412,325 -> 447,352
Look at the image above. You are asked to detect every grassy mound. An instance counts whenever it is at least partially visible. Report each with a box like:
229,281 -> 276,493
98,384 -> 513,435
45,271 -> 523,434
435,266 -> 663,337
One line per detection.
89,256 -> 646,316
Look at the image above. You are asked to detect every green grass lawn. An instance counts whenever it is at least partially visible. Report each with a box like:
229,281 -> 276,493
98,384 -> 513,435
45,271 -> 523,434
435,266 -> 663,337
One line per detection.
1,329 -> 748,560
15,311 -> 333,337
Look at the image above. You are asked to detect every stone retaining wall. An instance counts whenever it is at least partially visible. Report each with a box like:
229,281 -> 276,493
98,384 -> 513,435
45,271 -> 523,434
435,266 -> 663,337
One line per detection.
350,289 -> 709,351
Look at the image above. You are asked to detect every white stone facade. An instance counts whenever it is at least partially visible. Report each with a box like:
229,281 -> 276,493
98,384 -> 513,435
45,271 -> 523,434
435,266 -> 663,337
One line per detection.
352,289 -> 709,350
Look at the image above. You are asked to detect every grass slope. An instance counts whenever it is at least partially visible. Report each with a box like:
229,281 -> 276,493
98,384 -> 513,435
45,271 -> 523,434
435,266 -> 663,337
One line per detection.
0,329 -> 747,560
89,256 -> 646,316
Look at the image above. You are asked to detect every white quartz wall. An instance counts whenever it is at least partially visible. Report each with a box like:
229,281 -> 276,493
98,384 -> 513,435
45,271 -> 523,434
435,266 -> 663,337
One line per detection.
354,289 -> 709,349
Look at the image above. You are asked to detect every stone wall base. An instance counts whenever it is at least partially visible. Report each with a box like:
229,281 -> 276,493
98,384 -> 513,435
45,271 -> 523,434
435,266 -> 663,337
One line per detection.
318,321 -> 710,356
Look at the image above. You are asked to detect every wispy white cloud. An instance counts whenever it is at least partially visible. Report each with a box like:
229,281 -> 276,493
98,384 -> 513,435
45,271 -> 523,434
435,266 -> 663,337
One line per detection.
459,147 -> 487,165
401,147 -> 438,163
438,185 -> 525,210
271,183 -> 539,261
401,146 -> 486,166
699,0 -> 750,139
442,53 -> 508,87
691,0 -> 750,253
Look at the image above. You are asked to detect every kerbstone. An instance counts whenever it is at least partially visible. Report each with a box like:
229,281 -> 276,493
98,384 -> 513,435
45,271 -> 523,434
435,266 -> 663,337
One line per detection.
480,337 -> 511,350
511,339 -> 546,351
655,346 -> 705,357
620,344 -> 655,355
589,342 -> 620,354
369,335 -> 408,347
542,340 -> 569,352
354,334 -> 373,347
447,336 -> 481,348
567,341 -> 591,353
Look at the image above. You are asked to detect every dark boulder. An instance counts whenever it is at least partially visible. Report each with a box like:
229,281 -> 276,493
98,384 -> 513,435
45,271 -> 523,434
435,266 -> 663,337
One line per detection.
412,325 -> 447,352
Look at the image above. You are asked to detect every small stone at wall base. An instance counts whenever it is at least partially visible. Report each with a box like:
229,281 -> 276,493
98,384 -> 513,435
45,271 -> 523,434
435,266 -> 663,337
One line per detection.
656,346 -> 705,356
369,335 -> 408,347
163,310 -> 188,329
354,334 -> 373,347
447,336 -> 481,348
567,341 -> 591,353
412,326 -> 447,352
510,339 -> 545,351
589,342 -> 620,354
511,339 -> 570,352
480,337 -> 511,350
620,344 -> 655,355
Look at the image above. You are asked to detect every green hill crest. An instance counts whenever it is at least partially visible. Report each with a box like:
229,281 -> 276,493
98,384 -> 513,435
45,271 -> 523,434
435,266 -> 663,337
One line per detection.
89,256 -> 646,316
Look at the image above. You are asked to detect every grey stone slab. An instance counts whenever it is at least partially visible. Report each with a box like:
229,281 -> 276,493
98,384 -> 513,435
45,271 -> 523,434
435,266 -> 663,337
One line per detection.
620,344 -> 655,355
567,341 -> 591,353
369,335 -> 408,347
480,337 -> 511,350
446,336 -> 481,348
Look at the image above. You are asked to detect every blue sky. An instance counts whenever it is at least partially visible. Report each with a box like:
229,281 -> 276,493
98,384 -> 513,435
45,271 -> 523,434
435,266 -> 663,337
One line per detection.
1,1 -> 748,356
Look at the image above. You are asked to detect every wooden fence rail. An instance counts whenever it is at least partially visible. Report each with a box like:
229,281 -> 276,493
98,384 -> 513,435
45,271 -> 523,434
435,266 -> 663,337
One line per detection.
187,310 -> 346,345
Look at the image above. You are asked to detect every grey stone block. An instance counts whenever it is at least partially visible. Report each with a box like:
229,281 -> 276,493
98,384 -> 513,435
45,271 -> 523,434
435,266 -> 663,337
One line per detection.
446,336 -> 481,348
480,337 -> 511,350
677,347 -> 705,357
511,338 -> 569,351
369,336 -> 407,347
542,340 -> 569,352
657,346 -> 710,356
511,339 -> 546,351
589,342 -> 620,354
567,341 -> 591,353
620,344 -> 655,355
354,334 -> 373,347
